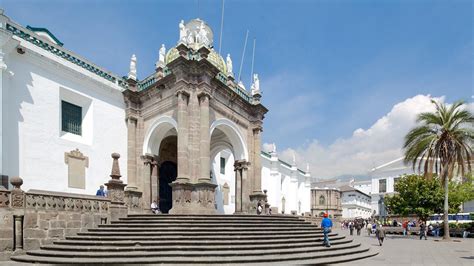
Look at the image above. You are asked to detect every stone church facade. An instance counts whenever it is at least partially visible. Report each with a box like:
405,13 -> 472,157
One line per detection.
0,10 -> 311,215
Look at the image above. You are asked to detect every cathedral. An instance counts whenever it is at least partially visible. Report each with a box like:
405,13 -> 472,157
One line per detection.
0,10 -> 311,215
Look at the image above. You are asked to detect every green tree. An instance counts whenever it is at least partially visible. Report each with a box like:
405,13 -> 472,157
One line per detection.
404,100 -> 474,240
385,174 -> 474,221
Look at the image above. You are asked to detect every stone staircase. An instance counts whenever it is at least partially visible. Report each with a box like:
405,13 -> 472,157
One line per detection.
12,214 -> 377,264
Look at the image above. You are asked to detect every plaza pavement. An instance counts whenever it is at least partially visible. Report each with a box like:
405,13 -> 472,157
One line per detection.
333,228 -> 474,266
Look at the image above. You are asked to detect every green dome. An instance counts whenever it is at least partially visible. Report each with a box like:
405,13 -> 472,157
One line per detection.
166,47 -> 227,74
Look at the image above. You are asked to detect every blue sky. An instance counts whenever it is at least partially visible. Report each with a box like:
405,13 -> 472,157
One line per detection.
2,0 -> 472,175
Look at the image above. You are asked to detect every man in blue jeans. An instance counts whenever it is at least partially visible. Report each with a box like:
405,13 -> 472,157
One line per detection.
321,213 -> 333,247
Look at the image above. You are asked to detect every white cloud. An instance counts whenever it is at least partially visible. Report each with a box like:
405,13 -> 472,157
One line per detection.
270,94 -> 462,178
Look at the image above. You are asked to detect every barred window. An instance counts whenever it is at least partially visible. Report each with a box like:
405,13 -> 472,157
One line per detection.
379,179 -> 387,193
220,157 -> 225,174
62,101 -> 82,135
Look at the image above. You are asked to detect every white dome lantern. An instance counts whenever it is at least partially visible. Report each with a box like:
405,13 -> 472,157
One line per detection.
180,18 -> 214,49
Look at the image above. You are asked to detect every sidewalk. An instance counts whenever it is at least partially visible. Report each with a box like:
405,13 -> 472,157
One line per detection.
334,228 -> 474,266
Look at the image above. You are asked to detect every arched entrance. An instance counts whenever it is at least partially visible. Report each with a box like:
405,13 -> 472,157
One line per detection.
159,161 -> 177,213
142,116 -> 178,211
210,119 -> 248,214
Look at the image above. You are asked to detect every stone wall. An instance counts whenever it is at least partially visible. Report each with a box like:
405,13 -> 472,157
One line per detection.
22,190 -> 111,250
0,154 -> 138,260
0,186 -> 111,260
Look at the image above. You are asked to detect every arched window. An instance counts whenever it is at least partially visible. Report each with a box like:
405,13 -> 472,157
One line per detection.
319,195 -> 325,205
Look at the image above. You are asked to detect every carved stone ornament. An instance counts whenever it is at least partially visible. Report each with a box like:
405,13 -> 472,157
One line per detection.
10,176 -> 24,208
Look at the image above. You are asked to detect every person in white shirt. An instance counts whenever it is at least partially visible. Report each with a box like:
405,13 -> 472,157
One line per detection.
151,200 -> 161,214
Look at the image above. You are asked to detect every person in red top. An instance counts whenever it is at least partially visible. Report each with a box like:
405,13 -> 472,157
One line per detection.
402,220 -> 408,236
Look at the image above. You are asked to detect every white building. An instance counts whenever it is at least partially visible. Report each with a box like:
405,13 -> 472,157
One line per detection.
212,149 -> 311,215
340,185 -> 372,219
0,10 -> 128,194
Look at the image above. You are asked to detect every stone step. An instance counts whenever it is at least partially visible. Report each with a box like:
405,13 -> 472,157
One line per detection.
42,238 -> 354,252
85,228 -> 323,235
102,222 -> 316,228
116,218 -> 311,224
110,219 -> 316,227
88,226 -> 323,233
65,232 -> 340,242
96,225 -> 320,231
126,214 -> 300,220
12,246 -> 371,264
54,235 -> 348,246
27,242 -> 361,258
76,230 -> 336,237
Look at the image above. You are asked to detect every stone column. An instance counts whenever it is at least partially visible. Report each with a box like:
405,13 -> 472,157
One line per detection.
176,90 -> 190,182
234,161 -> 243,214
198,92 -> 211,183
249,126 -> 266,213
105,153 -> 128,221
0,51 -> 4,176
252,126 -> 263,193
234,160 -> 249,214
150,159 -> 159,204
126,116 -> 138,191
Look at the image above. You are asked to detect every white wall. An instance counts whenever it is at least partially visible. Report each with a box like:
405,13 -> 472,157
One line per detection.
212,151 -> 312,215
212,150 -> 235,214
341,190 -> 372,219
2,38 -> 127,195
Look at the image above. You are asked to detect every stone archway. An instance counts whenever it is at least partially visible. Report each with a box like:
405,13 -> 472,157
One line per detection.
140,116 -> 178,209
210,119 -> 250,214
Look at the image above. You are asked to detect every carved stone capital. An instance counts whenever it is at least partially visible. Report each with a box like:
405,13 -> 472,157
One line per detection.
176,89 -> 190,99
252,126 -> 263,134
197,91 -> 212,102
234,160 -> 250,171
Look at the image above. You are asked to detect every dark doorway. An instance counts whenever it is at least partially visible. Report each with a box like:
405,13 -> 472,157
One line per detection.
159,161 -> 177,213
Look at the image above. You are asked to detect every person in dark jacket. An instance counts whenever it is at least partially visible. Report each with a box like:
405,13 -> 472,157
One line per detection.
375,224 -> 385,246
320,213 -> 333,247
419,221 -> 427,240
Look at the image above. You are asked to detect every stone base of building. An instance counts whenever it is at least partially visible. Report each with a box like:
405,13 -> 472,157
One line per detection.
169,180 -> 218,214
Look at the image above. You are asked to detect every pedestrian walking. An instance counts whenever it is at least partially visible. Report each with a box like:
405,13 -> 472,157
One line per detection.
375,224 -> 385,246
367,222 -> 372,236
356,221 -> 362,236
320,213 -> 333,247
419,221 -> 427,240
349,221 -> 354,236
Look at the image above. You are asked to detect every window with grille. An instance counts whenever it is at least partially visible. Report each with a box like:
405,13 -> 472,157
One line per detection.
220,157 -> 225,174
62,101 -> 82,135
379,179 -> 387,193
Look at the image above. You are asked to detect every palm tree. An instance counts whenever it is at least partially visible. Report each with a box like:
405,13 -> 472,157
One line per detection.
404,100 -> 473,240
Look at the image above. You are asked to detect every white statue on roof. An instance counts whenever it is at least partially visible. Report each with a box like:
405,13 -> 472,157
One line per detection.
226,54 -> 233,77
272,143 -> 277,153
128,54 -> 137,80
238,81 -> 246,90
179,20 -> 187,44
156,44 -> 166,68
292,151 -> 296,166
306,163 -> 310,173
197,21 -> 209,45
251,73 -> 260,95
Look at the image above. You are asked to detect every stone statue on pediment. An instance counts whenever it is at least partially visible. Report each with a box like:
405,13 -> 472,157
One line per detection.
156,44 -> 166,68
179,20 -> 187,43
251,73 -> 260,95
226,54 -> 233,76
128,54 -> 137,80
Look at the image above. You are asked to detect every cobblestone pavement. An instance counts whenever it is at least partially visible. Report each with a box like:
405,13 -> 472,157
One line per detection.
334,228 -> 474,266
